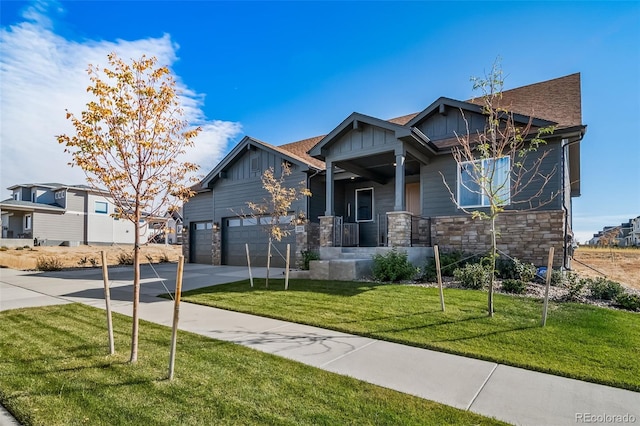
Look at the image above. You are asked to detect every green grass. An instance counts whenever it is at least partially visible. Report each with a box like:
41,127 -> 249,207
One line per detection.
179,279 -> 640,391
0,304 -> 504,426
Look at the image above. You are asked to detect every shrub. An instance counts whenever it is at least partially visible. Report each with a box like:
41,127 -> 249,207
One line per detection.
159,253 -> 171,263
453,263 -> 491,290
15,246 -> 24,251
615,293 -> 640,312
564,272 -> 585,300
117,251 -> 134,265
300,250 -> 320,270
422,250 -> 470,281
372,250 -> 418,282
78,256 -> 88,266
550,269 -> 565,287
0,246 -> 8,252
496,258 -> 537,282
501,279 -> 526,294
89,257 -> 99,267
587,277 -> 624,301
36,256 -> 63,271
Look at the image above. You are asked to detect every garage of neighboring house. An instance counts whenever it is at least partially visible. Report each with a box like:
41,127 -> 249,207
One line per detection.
221,215 -> 296,268
190,221 -> 213,264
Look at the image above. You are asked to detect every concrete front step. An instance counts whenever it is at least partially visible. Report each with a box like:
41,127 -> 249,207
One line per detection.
309,259 -> 374,281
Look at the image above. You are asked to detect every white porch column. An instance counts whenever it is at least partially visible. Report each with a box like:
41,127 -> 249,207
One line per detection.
394,148 -> 406,211
325,160 -> 334,216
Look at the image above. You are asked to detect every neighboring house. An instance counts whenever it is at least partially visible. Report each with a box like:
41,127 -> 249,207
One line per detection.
147,209 -> 183,245
0,183 -> 148,246
588,218 -> 640,247
183,73 -> 586,270
631,216 -> 640,247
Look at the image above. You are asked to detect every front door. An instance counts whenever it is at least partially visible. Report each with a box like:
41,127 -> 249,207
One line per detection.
406,183 -> 420,216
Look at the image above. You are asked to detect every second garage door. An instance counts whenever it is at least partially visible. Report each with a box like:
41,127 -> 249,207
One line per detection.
190,221 -> 213,264
222,216 -> 295,267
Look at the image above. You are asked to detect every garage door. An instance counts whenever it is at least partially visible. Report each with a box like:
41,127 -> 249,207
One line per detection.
222,216 -> 295,267
190,221 -> 213,264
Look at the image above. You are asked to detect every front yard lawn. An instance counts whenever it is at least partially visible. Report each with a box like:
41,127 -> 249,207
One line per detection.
0,304 -> 504,425
180,279 -> 640,392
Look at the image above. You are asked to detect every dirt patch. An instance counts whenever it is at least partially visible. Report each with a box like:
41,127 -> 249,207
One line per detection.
572,247 -> 640,290
0,244 -> 183,270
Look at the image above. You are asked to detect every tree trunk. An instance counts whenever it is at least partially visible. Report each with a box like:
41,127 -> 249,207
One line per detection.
488,215 -> 496,317
130,215 -> 141,363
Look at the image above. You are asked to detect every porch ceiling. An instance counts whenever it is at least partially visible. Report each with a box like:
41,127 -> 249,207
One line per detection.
335,151 -> 422,184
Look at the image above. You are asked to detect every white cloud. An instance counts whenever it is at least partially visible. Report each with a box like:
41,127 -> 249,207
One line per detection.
0,2 -> 241,196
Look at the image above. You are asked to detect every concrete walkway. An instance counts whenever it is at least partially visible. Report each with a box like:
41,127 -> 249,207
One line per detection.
1,265 -> 638,426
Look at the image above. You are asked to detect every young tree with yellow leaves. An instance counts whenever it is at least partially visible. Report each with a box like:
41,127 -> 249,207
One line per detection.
442,61 -> 555,317
58,53 -> 200,362
247,162 -> 311,287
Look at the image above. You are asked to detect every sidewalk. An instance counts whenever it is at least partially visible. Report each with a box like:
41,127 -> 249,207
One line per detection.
1,265 -> 639,425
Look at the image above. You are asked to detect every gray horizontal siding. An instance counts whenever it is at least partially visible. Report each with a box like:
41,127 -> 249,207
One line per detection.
183,192 -> 213,223
422,139 -> 563,217
65,190 -> 86,212
32,211 -> 84,243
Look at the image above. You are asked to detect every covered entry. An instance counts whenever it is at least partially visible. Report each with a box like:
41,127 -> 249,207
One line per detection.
190,221 -> 213,264
222,216 -> 295,267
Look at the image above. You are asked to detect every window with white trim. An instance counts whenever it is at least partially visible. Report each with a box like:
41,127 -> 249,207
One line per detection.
356,188 -> 374,222
94,201 -> 108,214
24,214 -> 32,230
457,156 -> 510,208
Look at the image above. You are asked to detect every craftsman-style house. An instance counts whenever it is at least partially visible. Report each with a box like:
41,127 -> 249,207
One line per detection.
183,73 -> 585,273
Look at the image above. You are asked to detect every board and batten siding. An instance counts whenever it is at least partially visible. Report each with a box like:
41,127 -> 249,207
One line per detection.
212,148 -> 309,225
415,109 -> 487,142
326,126 -> 397,160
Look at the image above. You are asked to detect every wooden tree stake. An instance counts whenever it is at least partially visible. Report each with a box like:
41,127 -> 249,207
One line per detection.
246,243 -> 254,288
168,255 -> 185,380
434,245 -> 445,312
285,244 -> 291,290
266,240 -> 272,288
541,247 -> 554,327
101,250 -> 115,355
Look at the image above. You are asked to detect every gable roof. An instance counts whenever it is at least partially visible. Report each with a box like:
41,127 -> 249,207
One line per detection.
201,135 -> 324,188
406,96 -> 556,131
279,73 -> 582,162
195,73 -> 584,189
466,73 -> 582,128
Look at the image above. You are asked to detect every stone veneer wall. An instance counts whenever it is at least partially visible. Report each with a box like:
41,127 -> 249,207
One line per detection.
431,210 -> 566,267
212,228 -> 221,266
181,228 -> 189,261
319,216 -> 334,247
295,222 -> 320,268
387,211 -> 412,247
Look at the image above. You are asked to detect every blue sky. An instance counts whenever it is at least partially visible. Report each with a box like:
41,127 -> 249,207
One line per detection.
1,1 -> 639,243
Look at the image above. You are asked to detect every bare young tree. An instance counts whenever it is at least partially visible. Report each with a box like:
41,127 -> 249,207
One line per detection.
247,162 -> 311,287
442,61 -> 555,317
57,53 -> 200,362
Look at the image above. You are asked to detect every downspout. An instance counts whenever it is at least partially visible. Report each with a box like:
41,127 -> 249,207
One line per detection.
561,138 -> 581,270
